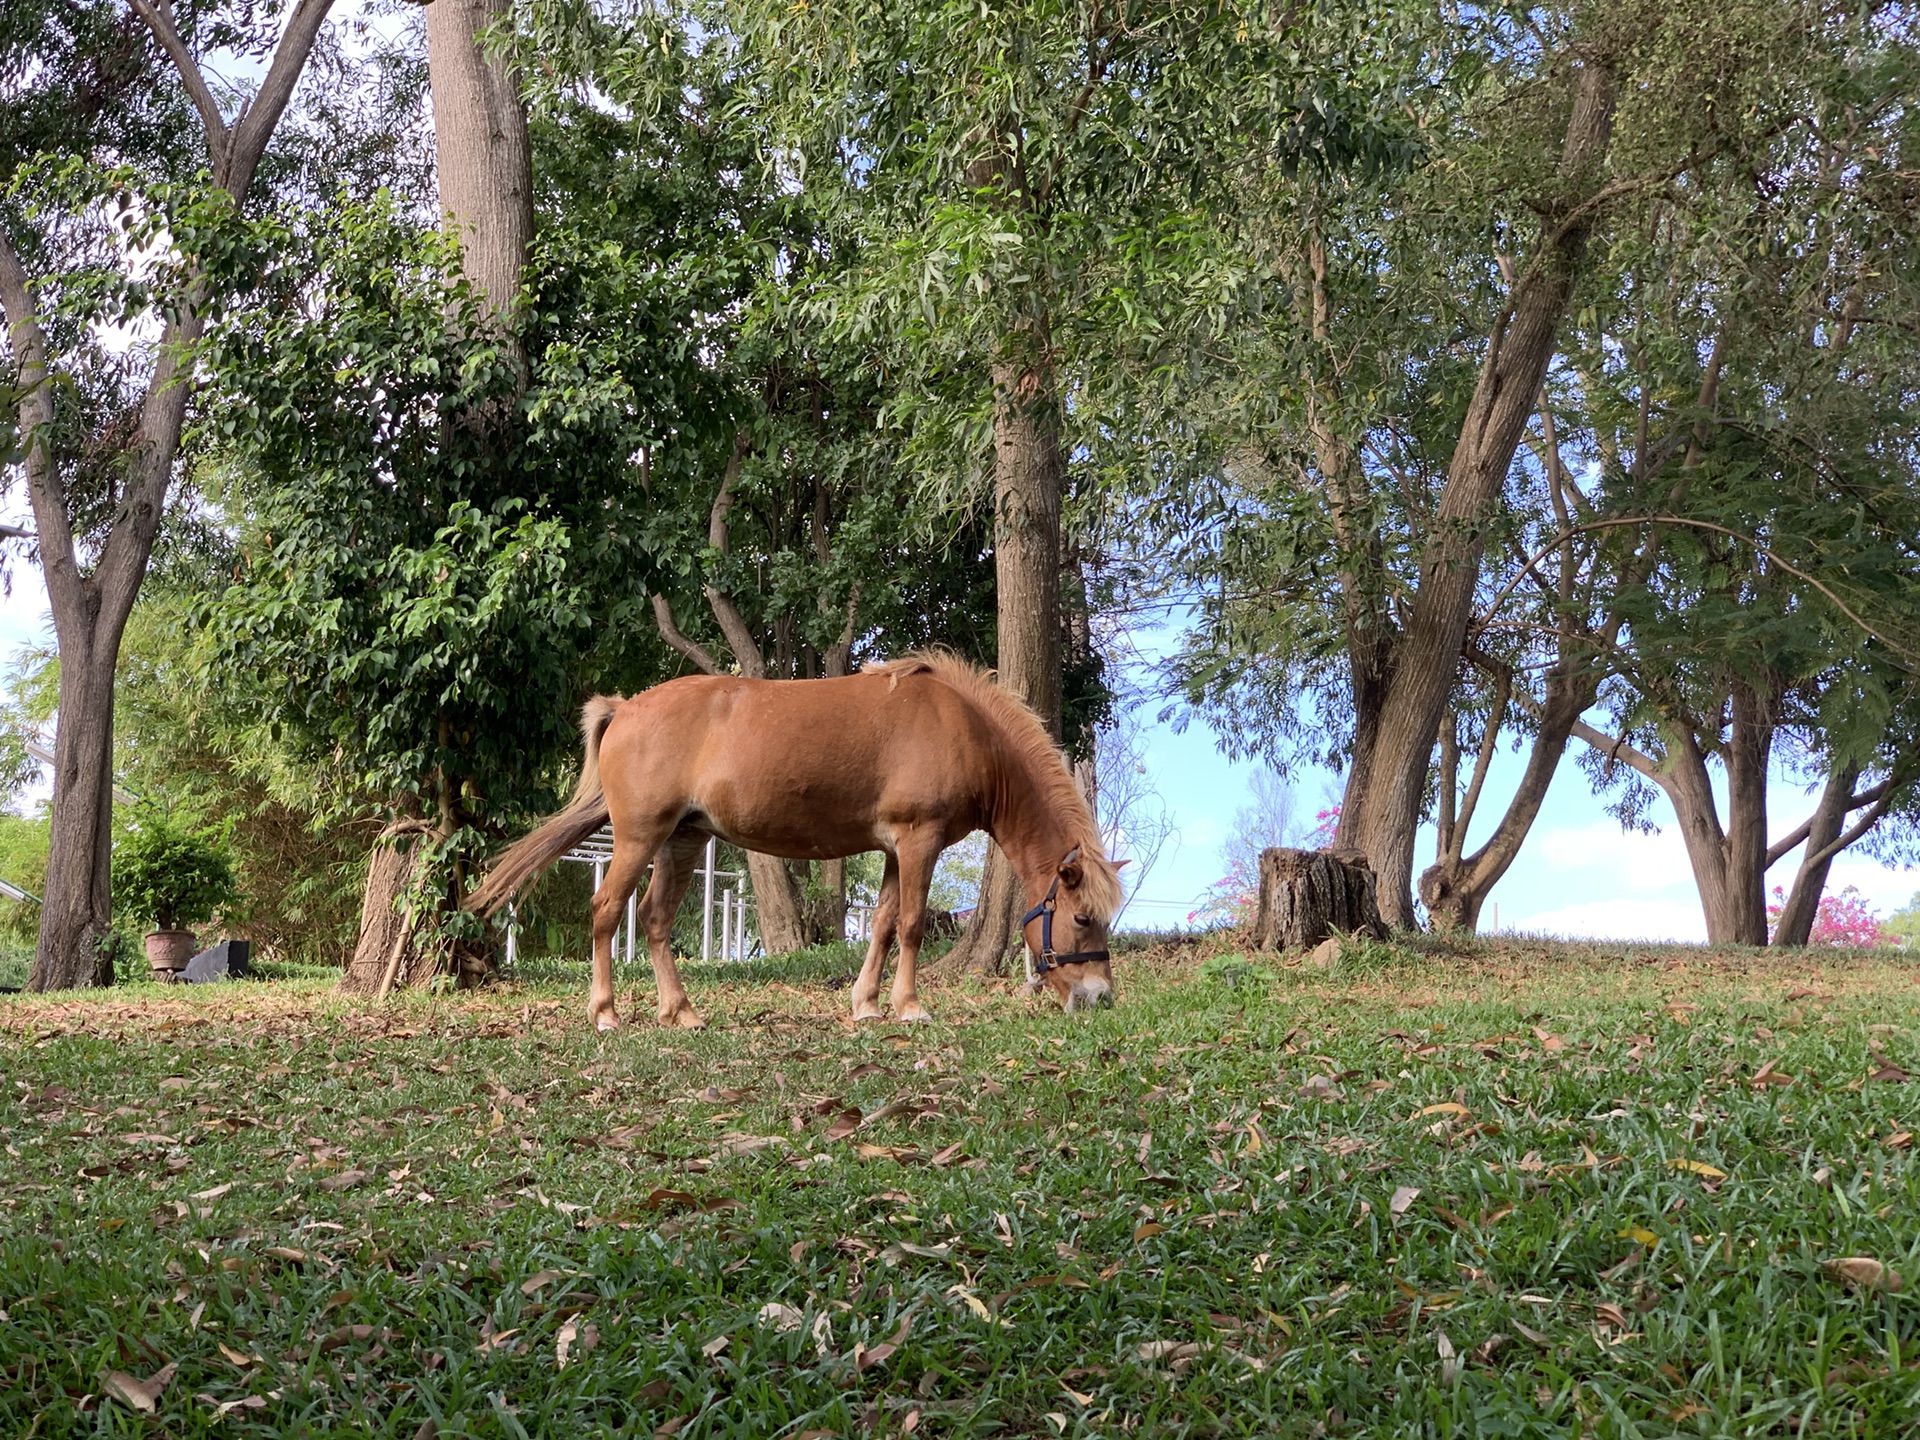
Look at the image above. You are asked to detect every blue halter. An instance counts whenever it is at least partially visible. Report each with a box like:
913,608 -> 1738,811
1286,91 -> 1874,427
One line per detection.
1019,847 -> 1110,975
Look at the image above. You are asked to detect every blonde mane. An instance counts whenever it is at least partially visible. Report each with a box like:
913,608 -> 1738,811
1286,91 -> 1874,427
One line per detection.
866,651 -> 1126,923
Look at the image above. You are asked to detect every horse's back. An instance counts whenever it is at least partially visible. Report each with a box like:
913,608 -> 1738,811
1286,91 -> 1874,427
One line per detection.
595,669 -> 995,857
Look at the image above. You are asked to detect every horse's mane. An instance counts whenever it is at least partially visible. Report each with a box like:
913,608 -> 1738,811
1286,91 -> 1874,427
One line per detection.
865,651 -> 1125,923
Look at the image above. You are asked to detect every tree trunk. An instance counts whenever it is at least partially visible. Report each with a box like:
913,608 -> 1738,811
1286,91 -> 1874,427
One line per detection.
1250,848 -> 1385,951
1420,669 -> 1593,931
746,850 -> 809,954
1720,677 -> 1775,945
1772,759 -> 1858,947
343,0 -> 534,994
339,825 -> 436,996
805,856 -> 849,946
33,636 -> 120,989
949,341 -> 1066,975
1336,60 -> 1616,927
424,0 -> 533,347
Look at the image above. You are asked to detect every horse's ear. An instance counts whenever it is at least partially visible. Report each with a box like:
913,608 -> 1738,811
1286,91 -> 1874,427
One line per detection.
1114,859 -> 1132,870
1059,846 -> 1083,886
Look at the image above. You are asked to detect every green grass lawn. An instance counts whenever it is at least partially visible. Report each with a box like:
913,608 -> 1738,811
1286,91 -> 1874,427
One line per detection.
3,934 -> 1917,1437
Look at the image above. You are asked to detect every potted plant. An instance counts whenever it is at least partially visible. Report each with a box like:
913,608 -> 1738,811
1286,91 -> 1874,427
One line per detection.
113,811 -> 238,979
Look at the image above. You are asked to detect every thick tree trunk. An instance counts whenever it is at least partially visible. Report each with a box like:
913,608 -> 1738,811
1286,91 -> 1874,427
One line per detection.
1772,759 -> 1858,947
340,825 -> 435,996
747,851 -> 809,954
1336,61 -> 1616,927
345,0 -> 534,993
33,639 -> 120,989
424,0 -> 533,345
804,856 -> 849,946
949,343 -> 1066,975
1250,848 -> 1385,951
1721,678 -> 1775,945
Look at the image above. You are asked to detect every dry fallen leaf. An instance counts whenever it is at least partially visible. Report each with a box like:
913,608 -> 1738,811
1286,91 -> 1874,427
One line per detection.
1136,1340 -> 1201,1364
1667,1158 -> 1727,1180
191,1182 -> 235,1202
1435,1330 -> 1460,1384
757,1303 -> 805,1333
1822,1257 -> 1903,1293
103,1362 -> 177,1413
1593,1303 -> 1630,1330
1390,1185 -> 1420,1220
1132,1220 -> 1166,1242
520,1269 -> 563,1296
317,1169 -> 372,1192
823,1108 -> 862,1141
1617,1225 -> 1659,1247
556,1317 -> 579,1368
1417,1102 -> 1470,1119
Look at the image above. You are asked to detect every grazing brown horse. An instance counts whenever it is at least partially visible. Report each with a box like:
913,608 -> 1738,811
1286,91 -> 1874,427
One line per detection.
467,653 -> 1125,1030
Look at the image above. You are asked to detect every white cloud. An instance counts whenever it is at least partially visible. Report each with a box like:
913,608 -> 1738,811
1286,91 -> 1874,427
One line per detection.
1534,820 -> 1694,894
1500,898 -> 1708,943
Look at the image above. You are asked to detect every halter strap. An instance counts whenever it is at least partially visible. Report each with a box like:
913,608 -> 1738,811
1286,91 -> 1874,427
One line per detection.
1019,847 -> 1111,975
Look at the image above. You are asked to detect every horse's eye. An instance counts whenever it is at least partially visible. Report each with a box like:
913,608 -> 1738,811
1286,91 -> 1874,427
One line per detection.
1074,914 -> 1092,927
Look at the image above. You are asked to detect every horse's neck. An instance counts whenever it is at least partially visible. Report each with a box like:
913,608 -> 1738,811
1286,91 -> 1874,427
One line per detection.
986,747 -> 1076,903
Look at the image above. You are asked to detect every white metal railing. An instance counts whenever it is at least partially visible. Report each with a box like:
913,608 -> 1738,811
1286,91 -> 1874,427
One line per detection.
502,830 -> 757,966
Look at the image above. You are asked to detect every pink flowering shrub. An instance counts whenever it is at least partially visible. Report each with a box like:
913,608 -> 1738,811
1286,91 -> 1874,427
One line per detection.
1766,884 -> 1888,947
1310,806 -> 1341,847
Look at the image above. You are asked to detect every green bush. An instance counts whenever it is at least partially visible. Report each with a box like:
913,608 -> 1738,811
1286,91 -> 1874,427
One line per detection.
112,810 -> 238,933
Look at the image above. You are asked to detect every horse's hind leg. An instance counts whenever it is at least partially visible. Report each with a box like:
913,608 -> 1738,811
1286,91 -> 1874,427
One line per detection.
588,820 -> 669,1032
888,833 -> 944,1023
850,853 -> 900,1023
639,829 -> 707,1029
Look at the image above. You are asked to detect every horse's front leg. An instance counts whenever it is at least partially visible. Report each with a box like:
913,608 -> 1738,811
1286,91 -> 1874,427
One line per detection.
850,854 -> 899,1023
889,837 -> 943,1024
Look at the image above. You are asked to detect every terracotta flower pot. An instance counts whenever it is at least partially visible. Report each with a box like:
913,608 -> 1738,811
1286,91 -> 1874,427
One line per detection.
145,929 -> 199,978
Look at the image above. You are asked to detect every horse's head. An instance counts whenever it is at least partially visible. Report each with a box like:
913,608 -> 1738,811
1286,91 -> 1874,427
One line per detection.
1022,847 -> 1125,1012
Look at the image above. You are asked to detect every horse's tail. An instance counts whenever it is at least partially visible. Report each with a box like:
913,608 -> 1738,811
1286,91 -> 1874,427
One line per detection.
466,696 -> 623,918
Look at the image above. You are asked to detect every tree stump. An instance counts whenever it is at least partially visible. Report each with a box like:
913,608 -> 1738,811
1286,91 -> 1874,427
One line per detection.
1249,847 -> 1386,951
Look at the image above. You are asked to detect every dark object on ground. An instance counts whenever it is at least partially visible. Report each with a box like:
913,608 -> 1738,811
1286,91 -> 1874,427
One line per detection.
182,939 -> 251,983
925,911 -> 962,940
1250,848 -> 1386,951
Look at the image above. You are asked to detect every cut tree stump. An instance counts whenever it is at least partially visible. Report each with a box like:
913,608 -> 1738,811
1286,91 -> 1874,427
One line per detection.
1249,847 -> 1386,951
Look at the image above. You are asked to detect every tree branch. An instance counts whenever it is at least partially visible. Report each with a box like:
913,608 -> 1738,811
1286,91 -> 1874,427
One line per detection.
1453,665 -> 1511,847
0,229 -> 81,617
1803,784 -> 1900,872
700,430 -> 765,676
128,0 -> 231,181
1479,514 -> 1919,666
1569,717 -> 1663,782
225,0 -> 337,197
650,594 -> 720,675
1764,775 -> 1895,867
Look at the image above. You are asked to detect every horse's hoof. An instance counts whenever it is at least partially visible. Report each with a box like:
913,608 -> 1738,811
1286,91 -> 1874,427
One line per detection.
592,1012 -> 621,1033
851,1003 -> 886,1023
895,1005 -> 933,1024
660,1006 -> 707,1030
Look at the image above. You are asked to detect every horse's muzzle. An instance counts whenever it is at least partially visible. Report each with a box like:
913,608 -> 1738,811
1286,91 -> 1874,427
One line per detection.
1064,976 -> 1115,1012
